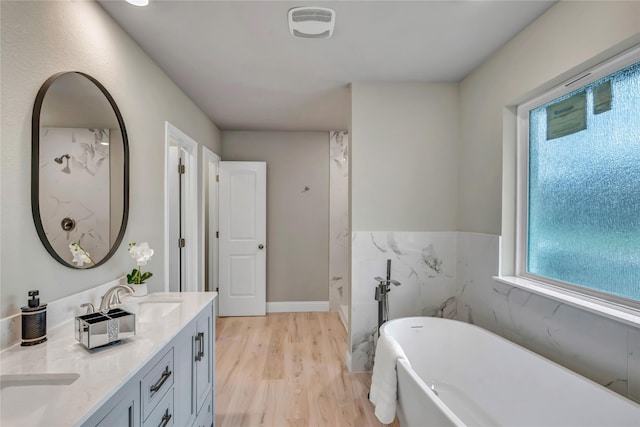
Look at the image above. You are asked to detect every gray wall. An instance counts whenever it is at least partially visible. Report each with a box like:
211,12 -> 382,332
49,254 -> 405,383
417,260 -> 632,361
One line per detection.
454,0 -> 640,402
350,83 -> 459,232
458,0 -> 640,237
222,132 -> 329,302
0,0 -> 221,317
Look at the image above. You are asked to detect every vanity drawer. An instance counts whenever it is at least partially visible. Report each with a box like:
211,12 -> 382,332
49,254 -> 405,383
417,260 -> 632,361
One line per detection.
143,387 -> 174,427
141,348 -> 174,420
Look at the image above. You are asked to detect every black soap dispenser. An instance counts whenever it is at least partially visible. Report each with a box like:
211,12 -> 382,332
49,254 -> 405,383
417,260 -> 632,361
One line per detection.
21,290 -> 47,346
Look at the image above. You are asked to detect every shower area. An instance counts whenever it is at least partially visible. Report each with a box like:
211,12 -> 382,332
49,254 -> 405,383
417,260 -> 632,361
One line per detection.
329,131 -> 350,329
39,127 -> 120,265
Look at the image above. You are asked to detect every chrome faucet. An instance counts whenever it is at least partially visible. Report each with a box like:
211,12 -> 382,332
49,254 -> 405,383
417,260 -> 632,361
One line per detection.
374,259 -> 401,331
98,284 -> 135,312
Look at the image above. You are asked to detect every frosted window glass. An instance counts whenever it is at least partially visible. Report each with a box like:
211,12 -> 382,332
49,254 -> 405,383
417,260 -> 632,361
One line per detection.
528,61 -> 640,302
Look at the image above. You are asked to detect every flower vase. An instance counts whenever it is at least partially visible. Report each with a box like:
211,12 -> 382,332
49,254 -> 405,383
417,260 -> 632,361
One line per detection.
132,282 -> 148,297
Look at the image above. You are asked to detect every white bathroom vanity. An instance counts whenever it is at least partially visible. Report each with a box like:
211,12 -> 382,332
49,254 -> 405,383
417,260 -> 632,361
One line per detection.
0,292 -> 216,427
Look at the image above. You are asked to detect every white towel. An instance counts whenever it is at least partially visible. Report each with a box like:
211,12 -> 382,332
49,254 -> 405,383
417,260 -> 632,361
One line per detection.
369,334 -> 408,424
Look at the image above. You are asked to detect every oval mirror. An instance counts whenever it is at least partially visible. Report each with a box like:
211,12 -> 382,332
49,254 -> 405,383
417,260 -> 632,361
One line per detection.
32,72 -> 129,268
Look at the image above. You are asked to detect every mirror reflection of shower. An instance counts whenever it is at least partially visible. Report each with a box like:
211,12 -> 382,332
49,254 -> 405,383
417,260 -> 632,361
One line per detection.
54,153 -> 71,174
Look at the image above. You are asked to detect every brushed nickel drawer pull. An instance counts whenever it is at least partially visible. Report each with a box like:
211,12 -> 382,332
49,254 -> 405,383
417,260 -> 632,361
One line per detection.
194,332 -> 205,362
198,331 -> 205,360
158,408 -> 172,427
150,366 -> 172,395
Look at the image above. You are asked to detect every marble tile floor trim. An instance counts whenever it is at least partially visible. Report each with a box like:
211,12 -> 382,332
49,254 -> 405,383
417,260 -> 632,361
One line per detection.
0,277 -> 125,350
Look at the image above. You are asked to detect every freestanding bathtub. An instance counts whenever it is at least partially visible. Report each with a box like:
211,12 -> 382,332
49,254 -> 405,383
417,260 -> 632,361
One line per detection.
379,317 -> 640,427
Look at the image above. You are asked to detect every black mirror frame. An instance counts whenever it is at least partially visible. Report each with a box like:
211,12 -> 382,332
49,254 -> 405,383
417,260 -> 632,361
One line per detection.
31,71 -> 130,269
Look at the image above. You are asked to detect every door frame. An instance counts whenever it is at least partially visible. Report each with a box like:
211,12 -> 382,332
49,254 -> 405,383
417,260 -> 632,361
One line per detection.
164,121 -> 198,292
201,147 -> 220,293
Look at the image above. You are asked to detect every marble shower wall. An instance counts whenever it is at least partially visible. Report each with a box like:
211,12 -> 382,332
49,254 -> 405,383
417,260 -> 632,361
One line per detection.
329,131 -> 349,322
39,128 -> 111,263
456,232 -> 640,402
350,231 -> 639,402
350,231 -> 458,372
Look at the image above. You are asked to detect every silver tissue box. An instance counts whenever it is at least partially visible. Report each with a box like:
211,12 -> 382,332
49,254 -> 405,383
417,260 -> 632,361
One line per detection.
75,308 -> 135,350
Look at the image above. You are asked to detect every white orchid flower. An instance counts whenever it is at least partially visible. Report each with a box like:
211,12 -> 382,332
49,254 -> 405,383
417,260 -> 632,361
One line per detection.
127,241 -> 154,285
128,241 -> 154,266
69,242 -> 93,266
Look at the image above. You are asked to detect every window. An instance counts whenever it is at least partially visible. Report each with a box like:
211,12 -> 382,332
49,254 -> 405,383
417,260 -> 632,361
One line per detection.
517,46 -> 640,308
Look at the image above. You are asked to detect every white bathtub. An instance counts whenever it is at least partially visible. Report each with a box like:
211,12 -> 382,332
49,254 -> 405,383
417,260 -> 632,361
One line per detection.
379,317 -> 640,427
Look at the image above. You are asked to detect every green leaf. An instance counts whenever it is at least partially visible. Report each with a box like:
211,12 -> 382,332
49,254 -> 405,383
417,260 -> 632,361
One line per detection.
126,268 -> 141,284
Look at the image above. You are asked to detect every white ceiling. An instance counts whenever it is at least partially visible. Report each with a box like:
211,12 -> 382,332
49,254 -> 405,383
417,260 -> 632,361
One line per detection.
98,0 -> 556,131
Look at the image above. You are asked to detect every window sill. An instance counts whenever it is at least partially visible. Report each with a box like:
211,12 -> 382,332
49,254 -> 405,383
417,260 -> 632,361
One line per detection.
493,276 -> 640,328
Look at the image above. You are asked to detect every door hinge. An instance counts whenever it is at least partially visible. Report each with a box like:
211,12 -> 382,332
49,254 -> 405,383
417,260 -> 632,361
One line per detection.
216,231 -> 219,239
178,164 -> 186,175
216,175 -> 219,182
178,238 -> 186,248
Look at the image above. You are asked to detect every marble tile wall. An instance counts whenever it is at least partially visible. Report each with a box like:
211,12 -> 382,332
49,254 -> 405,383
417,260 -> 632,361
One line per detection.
350,231 -> 458,371
39,128 -> 111,264
351,231 -> 639,402
456,232 -> 638,402
329,131 -> 349,326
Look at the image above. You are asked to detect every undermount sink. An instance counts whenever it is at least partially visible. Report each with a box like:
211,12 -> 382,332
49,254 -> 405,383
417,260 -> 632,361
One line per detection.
121,299 -> 182,323
0,373 -> 80,424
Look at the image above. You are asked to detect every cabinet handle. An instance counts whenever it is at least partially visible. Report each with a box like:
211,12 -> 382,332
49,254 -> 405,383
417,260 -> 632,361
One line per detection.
194,333 -> 201,362
198,331 -> 205,360
195,331 -> 205,362
158,408 -> 172,427
149,366 -> 172,395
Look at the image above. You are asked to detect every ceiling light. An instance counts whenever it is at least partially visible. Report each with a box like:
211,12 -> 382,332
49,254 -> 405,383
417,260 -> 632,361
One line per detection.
288,7 -> 335,39
125,0 -> 149,7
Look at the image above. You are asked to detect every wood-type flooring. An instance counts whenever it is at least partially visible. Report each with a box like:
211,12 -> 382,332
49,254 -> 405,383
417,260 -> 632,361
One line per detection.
215,311 -> 399,427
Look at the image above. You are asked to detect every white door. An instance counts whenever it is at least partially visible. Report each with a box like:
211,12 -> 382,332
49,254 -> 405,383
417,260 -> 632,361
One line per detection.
219,161 -> 266,316
202,147 -> 220,294
164,122 -> 198,292
168,146 -> 186,292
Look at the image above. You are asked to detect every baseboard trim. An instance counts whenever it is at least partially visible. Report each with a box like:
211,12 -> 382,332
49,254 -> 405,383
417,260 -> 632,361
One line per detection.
345,349 -> 352,372
266,301 -> 329,313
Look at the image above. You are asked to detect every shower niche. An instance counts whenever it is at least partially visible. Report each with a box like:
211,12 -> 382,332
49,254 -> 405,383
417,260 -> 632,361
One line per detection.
32,72 -> 129,268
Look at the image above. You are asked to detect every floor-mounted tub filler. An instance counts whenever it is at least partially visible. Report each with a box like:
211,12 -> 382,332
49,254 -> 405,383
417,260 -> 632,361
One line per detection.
377,317 -> 640,426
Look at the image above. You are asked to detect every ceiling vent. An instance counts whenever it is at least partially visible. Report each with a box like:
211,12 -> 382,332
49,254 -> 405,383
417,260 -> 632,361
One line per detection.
288,7 -> 335,39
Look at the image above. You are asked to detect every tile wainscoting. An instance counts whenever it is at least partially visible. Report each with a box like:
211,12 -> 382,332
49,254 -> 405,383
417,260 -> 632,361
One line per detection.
350,231 -> 458,371
351,231 -> 640,402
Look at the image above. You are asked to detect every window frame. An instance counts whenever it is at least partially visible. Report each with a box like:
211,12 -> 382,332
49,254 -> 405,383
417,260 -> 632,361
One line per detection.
516,45 -> 640,312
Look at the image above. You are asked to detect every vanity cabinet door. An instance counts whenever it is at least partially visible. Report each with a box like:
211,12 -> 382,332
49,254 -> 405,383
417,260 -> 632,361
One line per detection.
173,302 -> 215,427
192,390 -> 213,427
173,321 -> 197,426
193,307 -> 213,415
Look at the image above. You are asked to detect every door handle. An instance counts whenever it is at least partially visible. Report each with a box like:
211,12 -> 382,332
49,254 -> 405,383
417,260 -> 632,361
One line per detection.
258,244 -> 264,250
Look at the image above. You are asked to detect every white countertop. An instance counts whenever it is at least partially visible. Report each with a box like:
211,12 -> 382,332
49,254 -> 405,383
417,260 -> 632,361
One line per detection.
0,292 -> 216,427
